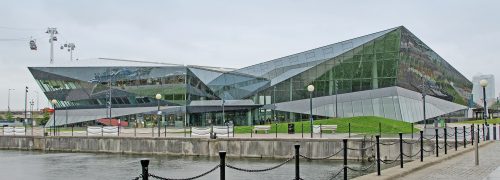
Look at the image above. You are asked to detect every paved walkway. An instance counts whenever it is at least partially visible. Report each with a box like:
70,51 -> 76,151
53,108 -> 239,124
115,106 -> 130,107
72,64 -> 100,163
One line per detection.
397,141 -> 500,180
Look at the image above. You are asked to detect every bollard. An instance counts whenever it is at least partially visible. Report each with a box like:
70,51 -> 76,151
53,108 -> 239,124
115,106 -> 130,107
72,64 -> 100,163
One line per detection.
420,131 -> 423,162
475,130 -> 479,165
444,128 -> 447,154
454,127 -> 457,151
435,129 -> 439,157
379,122 -> 381,136
463,126 -> 467,148
219,151 -> 226,180
343,139 -> 347,180
141,159 -> 149,180
165,125 -> 167,137
294,144 -> 300,180
399,132 -> 403,168
349,123 -> 351,138
301,123 -> 304,138
411,123 -> 414,139
275,123 -> 278,138
376,135 -> 381,175
471,124 -> 474,145
494,124 -> 497,140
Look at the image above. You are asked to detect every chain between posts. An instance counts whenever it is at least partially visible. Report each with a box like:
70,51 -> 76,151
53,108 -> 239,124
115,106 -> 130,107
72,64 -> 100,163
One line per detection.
148,165 -> 220,180
380,155 -> 401,164
226,157 -> 293,172
300,148 -> 343,160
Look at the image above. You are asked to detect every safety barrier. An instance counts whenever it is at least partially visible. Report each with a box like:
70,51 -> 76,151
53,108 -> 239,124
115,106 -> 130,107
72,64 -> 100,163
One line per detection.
132,123 -> 491,180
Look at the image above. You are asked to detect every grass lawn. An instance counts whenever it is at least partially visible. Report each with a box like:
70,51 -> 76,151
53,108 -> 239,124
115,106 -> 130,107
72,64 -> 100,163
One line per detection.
454,118 -> 500,124
234,116 -> 418,135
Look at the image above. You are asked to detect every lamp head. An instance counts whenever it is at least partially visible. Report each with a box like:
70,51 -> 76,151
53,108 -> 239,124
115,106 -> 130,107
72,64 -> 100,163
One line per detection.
307,85 -> 315,92
480,79 -> 488,87
51,99 -> 57,105
155,93 -> 162,100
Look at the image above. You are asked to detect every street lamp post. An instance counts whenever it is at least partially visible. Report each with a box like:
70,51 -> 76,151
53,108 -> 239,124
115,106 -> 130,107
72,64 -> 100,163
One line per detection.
480,79 -> 489,123
24,86 -> 28,130
155,94 -> 162,137
307,85 -> 315,138
7,88 -> 14,119
51,99 -> 57,136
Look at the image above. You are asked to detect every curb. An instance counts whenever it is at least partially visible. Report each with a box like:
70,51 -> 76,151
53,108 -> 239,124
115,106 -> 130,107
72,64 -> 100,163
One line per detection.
353,141 -> 494,180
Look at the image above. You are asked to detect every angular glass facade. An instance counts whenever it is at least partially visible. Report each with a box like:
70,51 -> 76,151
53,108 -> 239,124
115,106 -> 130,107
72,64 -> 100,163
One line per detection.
30,26 -> 472,127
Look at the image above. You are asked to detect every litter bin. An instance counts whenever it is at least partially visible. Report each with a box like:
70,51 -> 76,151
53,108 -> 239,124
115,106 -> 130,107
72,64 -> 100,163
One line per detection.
288,123 -> 295,134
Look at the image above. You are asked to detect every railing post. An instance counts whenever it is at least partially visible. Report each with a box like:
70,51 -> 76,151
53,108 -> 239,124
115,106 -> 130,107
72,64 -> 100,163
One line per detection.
134,124 -> 136,137
275,123 -> 278,138
348,123 -> 351,138
420,131 -> 423,162
227,125 -> 230,138
319,123 -> 323,138
378,122 -> 381,136
232,126 -> 235,138
301,123 -> 304,138
376,135 -> 381,175
184,125 -> 186,137
219,151 -> 226,180
411,123 -> 414,139
482,124 -> 485,141
463,126 -> 466,148
71,125 -> 74,137
190,126 -> 192,137
471,124 -> 474,145
165,125 -> 167,137
444,128 -> 447,154
250,125 -> 253,138
399,132 -> 403,168
152,127 -> 154,138
454,127 -> 457,151
487,124 -> 490,141
435,128 -> 439,157
477,124 -> 480,143
141,159 -> 149,180
494,124 -> 497,140
101,126 -> 103,137
343,139 -> 347,180
320,123 -> 322,138
295,144 -> 300,180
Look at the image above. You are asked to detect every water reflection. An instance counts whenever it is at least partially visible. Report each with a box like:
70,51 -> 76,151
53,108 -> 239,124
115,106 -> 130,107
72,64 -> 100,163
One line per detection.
0,150 -> 391,180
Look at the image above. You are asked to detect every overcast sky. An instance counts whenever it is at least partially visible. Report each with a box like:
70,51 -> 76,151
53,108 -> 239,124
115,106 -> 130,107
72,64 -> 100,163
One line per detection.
1,0 -> 499,111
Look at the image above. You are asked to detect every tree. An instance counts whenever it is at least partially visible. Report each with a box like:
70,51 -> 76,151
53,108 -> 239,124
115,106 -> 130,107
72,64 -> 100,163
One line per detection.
5,112 -> 13,121
0,114 -> 4,120
39,111 -> 50,126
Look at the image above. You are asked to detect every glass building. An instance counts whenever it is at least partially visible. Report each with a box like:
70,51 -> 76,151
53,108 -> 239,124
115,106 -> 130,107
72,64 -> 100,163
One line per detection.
29,26 -> 472,127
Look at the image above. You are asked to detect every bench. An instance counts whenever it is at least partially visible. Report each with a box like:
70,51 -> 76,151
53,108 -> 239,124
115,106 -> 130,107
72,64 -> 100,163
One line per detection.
253,125 -> 271,134
213,126 -> 234,136
191,127 -> 211,136
313,125 -> 337,134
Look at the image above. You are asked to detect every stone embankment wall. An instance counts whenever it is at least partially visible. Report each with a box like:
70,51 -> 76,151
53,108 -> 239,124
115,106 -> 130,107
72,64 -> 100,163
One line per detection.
0,136 -> 439,160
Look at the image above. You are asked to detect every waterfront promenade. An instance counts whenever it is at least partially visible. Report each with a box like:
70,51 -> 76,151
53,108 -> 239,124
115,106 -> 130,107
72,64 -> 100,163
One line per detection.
396,141 -> 500,180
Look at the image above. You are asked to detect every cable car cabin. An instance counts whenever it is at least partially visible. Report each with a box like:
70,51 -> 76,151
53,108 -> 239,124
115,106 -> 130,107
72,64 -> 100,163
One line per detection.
52,36 -> 57,41
29,40 -> 37,50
